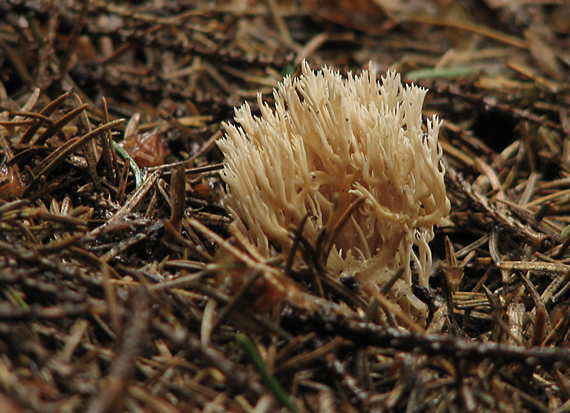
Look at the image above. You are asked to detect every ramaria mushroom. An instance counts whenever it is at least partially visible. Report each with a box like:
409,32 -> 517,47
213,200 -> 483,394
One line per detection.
217,61 -> 450,320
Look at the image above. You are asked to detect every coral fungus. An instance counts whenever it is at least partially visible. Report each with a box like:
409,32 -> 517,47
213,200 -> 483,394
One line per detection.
217,61 -> 450,319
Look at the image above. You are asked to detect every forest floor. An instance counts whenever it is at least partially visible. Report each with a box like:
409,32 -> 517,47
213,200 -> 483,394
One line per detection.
1,1 -> 570,412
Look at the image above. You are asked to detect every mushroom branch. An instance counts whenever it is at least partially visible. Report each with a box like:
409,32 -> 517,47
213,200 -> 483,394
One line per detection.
217,61 -> 450,320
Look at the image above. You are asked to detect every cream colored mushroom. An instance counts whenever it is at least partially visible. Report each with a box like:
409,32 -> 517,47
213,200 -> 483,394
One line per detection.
217,61 -> 450,320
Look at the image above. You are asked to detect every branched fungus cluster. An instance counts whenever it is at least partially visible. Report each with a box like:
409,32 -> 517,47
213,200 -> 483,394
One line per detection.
217,61 -> 450,319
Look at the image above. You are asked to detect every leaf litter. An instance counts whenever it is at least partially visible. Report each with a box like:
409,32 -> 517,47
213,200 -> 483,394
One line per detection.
0,0 -> 570,412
